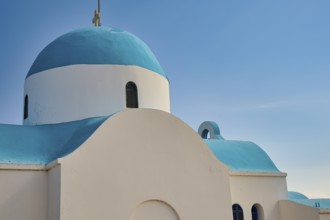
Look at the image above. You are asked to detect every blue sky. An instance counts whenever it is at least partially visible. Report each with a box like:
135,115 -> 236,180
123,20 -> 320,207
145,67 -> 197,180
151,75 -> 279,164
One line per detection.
0,0 -> 329,197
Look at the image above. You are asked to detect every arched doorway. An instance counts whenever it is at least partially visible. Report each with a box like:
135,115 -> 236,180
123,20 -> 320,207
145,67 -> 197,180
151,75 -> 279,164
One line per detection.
131,200 -> 179,220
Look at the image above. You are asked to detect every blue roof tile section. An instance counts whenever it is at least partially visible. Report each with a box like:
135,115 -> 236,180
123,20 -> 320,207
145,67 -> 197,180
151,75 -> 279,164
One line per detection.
0,117 -> 107,165
205,139 -> 280,173
288,191 -> 309,200
27,27 -> 165,78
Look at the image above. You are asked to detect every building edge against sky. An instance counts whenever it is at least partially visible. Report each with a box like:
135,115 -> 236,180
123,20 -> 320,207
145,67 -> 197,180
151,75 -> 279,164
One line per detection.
0,1 -> 330,199
0,3 -> 330,220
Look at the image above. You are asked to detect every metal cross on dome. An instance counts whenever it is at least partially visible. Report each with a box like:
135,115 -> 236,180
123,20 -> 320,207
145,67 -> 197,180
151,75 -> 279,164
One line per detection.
92,0 -> 101,26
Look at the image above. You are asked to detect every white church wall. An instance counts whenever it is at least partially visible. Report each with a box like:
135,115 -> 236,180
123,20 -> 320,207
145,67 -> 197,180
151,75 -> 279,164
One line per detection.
0,168 -> 47,220
48,164 -> 61,220
24,65 -> 170,125
279,200 -> 319,220
229,172 -> 287,220
55,109 -> 233,220
279,200 -> 330,220
320,213 -> 330,220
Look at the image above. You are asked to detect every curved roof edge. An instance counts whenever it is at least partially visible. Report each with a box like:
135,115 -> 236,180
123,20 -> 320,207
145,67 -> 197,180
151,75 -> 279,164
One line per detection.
26,27 -> 165,79
288,191 -> 309,200
198,121 -> 281,173
0,116 -> 109,165
205,139 -> 281,173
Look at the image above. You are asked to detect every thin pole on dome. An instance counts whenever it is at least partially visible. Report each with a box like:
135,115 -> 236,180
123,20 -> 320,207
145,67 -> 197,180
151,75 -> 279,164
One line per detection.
92,0 -> 101,27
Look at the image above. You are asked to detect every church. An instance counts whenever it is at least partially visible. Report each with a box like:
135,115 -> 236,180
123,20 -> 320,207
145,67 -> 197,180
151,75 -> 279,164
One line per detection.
0,6 -> 330,220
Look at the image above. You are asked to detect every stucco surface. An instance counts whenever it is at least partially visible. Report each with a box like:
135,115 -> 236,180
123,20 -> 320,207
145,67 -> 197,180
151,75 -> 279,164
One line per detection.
58,109 -> 233,220
0,170 -> 47,220
320,214 -> 330,220
230,174 -> 287,220
280,200 -> 320,220
48,165 -> 61,220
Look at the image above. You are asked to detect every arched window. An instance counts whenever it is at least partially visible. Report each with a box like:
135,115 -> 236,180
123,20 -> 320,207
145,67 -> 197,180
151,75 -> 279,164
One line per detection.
232,204 -> 244,220
126,82 -> 138,108
201,129 -> 210,139
24,95 -> 28,119
251,204 -> 264,220
251,205 -> 258,220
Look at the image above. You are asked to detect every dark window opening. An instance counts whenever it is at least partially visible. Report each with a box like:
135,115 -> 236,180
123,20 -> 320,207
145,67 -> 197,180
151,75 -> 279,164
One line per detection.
251,204 -> 264,220
24,95 -> 28,119
201,129 -> 210,139
251,205 -> 258,220
233,204 -> 244,220
126,82 -> 138,108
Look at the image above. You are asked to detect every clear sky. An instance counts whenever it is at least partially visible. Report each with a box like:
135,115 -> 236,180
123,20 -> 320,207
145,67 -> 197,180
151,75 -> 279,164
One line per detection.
0,0 -> 329,198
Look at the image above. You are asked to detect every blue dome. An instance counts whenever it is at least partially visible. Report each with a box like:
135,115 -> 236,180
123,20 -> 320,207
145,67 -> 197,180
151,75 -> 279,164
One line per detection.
205,139 -> 280,173
198,121 -> 280,173
27,27 -> 165,78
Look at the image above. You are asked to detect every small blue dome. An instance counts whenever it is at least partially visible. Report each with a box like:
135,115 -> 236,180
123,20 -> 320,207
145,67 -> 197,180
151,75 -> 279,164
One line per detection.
198,121 -> 280,173
205,139 -> 281,173
27,27 -> 165,78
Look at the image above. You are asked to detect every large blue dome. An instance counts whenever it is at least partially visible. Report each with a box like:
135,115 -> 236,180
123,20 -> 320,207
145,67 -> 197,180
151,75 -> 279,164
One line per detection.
27,27 -> 165,78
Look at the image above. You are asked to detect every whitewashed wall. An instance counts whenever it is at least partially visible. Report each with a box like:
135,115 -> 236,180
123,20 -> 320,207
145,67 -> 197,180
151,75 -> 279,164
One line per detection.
229,172 -> 288,220
56,109 -> 233,220
320,213 -> 330,220
48,164 -> 61,220
0,167 -> 47,220
279,200 -> 319,220
280,200 -> 330,220
24,65 -> 170,125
